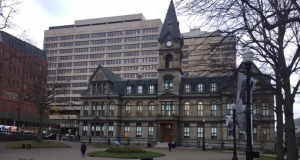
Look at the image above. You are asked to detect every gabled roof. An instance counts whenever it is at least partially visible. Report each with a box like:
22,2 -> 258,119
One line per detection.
158,0 -> 182,42
89,64 -> 121,82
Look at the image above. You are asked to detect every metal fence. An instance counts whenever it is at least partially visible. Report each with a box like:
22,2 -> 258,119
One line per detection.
0,131 -> 37,141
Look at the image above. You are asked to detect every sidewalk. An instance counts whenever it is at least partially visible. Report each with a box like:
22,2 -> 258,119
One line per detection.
0,140 -> 247,160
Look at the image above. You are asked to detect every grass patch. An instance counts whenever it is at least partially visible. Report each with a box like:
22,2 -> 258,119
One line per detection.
91,143 -> 112,148
88,151 -> 165,158
5,140 -> 70,149
260,155 -> 276,160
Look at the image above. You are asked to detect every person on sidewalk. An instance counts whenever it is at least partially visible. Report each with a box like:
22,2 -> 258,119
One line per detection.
168,141 -> 172,152
80,142 -> 87,157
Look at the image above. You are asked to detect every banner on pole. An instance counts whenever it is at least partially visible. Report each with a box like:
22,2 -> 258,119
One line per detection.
236,72 -> 257,135
225,115 -> 234,139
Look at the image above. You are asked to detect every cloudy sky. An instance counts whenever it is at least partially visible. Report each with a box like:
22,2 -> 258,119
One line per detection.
3,0 -> 194,49
3,0 -> 300,120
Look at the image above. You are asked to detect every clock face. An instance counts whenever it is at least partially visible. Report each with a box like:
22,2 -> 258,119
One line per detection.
166,41 -> 172,47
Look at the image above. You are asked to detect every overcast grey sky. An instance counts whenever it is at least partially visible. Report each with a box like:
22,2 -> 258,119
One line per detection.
3,0 -> 194,48
3,0 -> 300,120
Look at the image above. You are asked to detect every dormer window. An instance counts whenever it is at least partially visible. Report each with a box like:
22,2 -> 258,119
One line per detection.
197,84 -> 203,92
184,84 -> 191,93
211,83 -> 217,92
126,86 -> 132,94
165,54 -> 172,68
138,85 -> 143,94
149,85 -> 155,94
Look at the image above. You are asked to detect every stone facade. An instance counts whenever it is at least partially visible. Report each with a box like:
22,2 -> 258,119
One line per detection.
78,1 -> 275,150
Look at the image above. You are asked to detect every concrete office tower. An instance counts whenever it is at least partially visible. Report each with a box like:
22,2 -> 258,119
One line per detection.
44,14 -> 162,134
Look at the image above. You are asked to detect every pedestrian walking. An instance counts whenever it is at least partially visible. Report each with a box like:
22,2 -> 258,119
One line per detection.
81,142 -> 87,157
168,141 -> 172,152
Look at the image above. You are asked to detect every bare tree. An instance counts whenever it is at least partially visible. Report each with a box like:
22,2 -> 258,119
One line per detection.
0,0 -> 21,30
175,0 -> 300,159
23,61 -> 69,141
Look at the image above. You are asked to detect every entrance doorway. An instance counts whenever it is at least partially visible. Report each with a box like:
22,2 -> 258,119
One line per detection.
162,124 -> 173,142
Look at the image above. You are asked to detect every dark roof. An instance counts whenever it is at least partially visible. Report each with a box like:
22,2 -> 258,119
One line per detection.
0,31 -> 47,61
158,0 -> 183,43
89,64 -> 122,83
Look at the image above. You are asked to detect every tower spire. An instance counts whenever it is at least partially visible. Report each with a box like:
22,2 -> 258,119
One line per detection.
158,0 -> 182,43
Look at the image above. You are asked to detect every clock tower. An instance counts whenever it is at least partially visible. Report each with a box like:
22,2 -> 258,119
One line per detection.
157,0 -> 184,96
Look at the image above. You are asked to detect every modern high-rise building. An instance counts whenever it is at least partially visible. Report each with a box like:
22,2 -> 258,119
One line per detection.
44,12 -> 236,135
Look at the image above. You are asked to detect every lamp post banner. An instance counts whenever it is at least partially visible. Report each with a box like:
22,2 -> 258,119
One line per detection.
236,72 -> 257,134
225,115 -> 234,139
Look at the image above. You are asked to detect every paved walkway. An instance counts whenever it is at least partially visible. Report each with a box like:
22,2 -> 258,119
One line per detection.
0,140 -> 246,160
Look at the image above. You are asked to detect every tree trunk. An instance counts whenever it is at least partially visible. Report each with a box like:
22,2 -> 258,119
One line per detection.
276,93 -> 284,160
37,111 -> 44,142
284,97 -> 298,160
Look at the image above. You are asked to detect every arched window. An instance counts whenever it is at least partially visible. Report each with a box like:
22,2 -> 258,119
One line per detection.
197,101 -> 203,116
211,101 -> 217,116
165,54 -> 172,68
125,102 -> 131,116
83,102 -> 89,116
137,102 -> 143,116
148,102 -> 155,116
109,101 -> 115,116
226,99 -> 233,115
184,101 -> 190,116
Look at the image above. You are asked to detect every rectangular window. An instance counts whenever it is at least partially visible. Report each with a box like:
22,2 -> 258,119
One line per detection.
124,123 -> 130,137
83,123 -> 88,136
262,103 -> 269,115
161,102 -> 174,116
211,123 -> 217,139
197,84 -> 203,92
126,86 -> 131,95
164,79 -> 172,91
211,103 -> 217,116
108,122 -> 113,137
138,85 -> 143,94
227,103 -> 233,115
184,123 -> 190,138
149,85 -> 154,94
252,103 -> 257,115
148,123 -> 154,137
253,125 -> 257,140
136,123 -> 141,137
197,123 -> 203,138
211,83 -> 217,92
185,84 -> 191,93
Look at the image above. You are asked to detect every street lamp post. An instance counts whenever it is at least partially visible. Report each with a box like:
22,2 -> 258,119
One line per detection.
242,49 -> 254,160
232,108 -> 238,160
202,119 -> 205,151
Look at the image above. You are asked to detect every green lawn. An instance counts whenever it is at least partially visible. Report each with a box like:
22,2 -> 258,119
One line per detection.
260,155 -> 276,160
91,143 -> 113,148
88,151 -> 165,158
5,140 -> 70,149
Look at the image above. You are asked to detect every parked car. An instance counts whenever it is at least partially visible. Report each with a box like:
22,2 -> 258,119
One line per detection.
44,133 -> 56,140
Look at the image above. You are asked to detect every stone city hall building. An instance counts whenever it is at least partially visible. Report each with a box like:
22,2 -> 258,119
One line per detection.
79,0 -> 275,149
